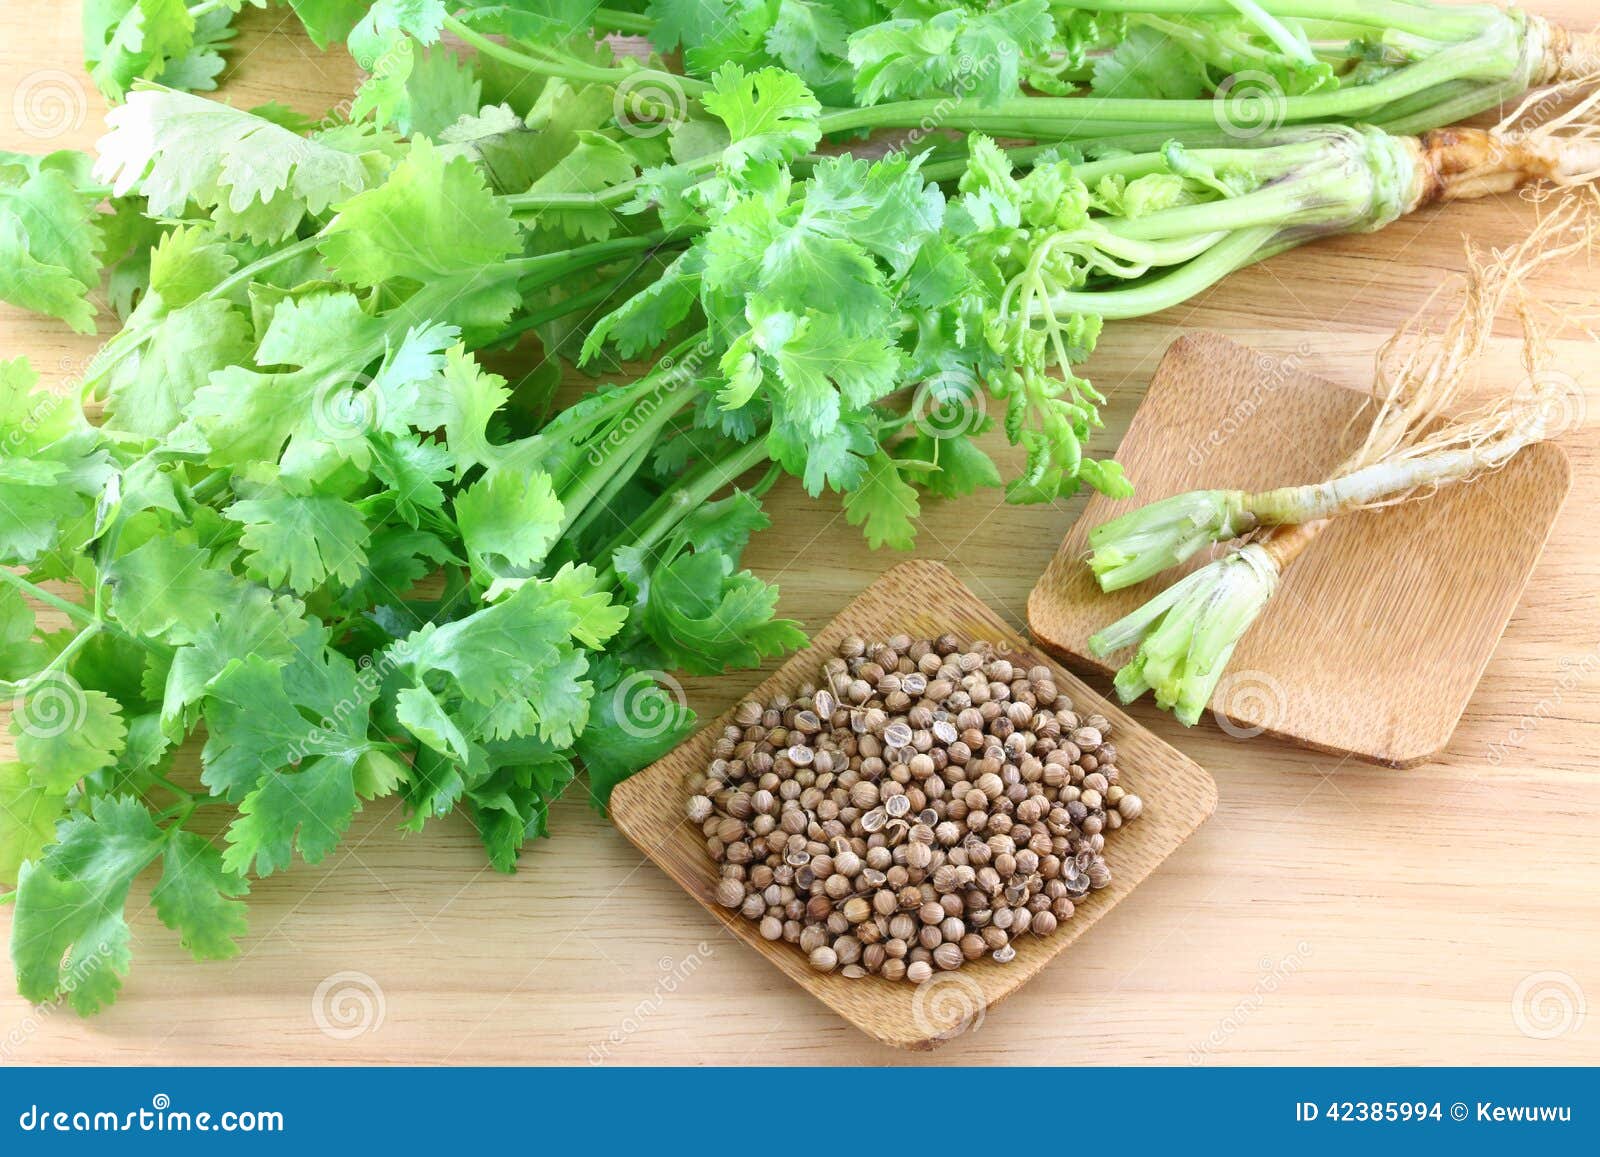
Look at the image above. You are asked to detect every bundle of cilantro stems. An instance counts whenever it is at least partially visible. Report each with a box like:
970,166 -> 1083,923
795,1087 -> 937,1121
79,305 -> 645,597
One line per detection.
2,2 -> 1598,1013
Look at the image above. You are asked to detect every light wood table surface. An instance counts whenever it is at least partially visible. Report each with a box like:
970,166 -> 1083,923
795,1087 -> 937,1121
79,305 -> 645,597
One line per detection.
2,3 -> 1597,1066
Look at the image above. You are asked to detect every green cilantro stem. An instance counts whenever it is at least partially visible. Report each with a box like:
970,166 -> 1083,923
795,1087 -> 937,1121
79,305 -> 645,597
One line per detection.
1048,225 -> 1281,319
504,158 -> 721,214
593,436 -> 773,589
444,16 -> 710,99
0,569 -> 99,631
491,272 -> 637,349
209,234 -> 323,301
593,7 -> 652,35
1065,0 -> 1495,41
556,367 -> 702,538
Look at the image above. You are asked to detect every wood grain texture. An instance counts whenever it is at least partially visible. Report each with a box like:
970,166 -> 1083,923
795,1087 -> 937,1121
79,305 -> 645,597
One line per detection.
1027,333 -> 1572,767
1,2 -> 1598,1067
610,561 -> 1217,1049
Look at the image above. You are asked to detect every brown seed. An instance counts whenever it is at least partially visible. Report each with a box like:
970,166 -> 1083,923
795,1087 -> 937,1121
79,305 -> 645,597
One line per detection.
933,942 -> 964,971
809,946 -> 838,973
906,960 -> 934,984
714,879 -> 745,909
843,897 -> 872,924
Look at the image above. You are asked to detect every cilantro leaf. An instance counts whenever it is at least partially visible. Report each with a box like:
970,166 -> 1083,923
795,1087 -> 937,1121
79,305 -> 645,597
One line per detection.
699,64 -> 822,186
453,468 -> 564,587
320,137 -> 523,289
10,796 -> 165,1013
151,831 -> 250,959
615,490 -> 805,674
201,651 -> 376,876
574,662 -> 695,812
466,753 -> 577,871
849,0 -> 1054,106
0,358 -> 111,566
105,534 -> 243,644
843,449 -> 920,549
95,86 -> 384,242
10,678 -> 128,794
0,155 -> 107,333
0,762 -> 66,886
225,488 -> 371,593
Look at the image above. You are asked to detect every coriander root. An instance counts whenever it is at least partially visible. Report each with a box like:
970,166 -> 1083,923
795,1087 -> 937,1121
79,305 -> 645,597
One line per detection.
1087,194 -> 1596,725
688,635 -> 1143,984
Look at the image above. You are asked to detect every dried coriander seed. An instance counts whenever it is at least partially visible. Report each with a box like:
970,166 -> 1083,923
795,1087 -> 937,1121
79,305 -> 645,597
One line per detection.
689,635 -> 1145,987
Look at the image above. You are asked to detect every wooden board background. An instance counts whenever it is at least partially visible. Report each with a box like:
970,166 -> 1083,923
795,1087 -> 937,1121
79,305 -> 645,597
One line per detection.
2,3 -> 1598,1065
1028,332 -> 1572,767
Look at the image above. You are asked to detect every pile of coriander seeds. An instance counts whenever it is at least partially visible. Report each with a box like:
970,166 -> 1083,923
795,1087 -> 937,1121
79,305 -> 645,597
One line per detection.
687,633 -> 1144,984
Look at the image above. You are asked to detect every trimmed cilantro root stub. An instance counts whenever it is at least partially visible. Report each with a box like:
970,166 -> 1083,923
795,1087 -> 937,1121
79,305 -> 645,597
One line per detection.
691,635 -> 1144,983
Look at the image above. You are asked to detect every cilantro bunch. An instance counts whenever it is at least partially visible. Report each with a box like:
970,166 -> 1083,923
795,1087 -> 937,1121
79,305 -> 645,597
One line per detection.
199,0 -> 1569,145
0,77 -> 812,1013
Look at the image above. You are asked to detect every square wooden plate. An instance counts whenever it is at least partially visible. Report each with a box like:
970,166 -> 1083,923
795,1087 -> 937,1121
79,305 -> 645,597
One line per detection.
1028,332 -> 1572,768
610,560 -> 1218,1050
